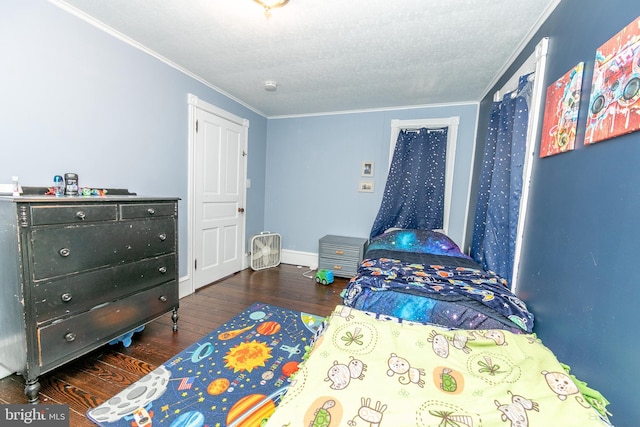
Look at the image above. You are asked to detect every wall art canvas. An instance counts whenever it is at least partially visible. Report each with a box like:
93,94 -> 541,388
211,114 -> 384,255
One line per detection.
540,62 -> 584,157
585,15 -> 640,144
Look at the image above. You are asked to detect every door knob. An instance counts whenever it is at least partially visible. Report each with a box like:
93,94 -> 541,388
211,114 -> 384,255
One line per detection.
238,208 -> 245,213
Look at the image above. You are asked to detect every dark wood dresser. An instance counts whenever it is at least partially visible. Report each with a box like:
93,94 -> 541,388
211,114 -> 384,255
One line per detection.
0,195 -> 179,403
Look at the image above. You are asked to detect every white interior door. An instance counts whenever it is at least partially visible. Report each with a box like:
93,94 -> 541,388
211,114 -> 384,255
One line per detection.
192,102 -> 247,289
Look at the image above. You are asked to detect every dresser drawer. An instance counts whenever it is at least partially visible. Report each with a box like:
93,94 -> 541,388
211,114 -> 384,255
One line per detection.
319,243 -> 363,260
33,254 -> 176,324
38,280 -> 178,370
120,202 -> 175,219
319,257 -> 358,278
30,217 -> 176,280
31,204 -> 118,226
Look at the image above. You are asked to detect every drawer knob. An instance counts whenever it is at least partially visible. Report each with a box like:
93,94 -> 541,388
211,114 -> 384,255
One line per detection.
76,211 -> 86,220
59,248 -> 71,257
61,293 -> 73,302
64,332 -> 76,342
159,295 -> 167,303
158,233 -> 167,241
158,266 -> 167,274
335,250 -> 344,255
147,208 -> 155,215
334,265 -> 343,270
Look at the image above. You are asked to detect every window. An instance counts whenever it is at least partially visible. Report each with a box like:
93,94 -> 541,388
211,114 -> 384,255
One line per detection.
388,117 -> 459,235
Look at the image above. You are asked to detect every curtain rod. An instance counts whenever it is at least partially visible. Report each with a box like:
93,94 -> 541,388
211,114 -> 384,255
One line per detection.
402,127 -> 447,133
494,73 -> 536,102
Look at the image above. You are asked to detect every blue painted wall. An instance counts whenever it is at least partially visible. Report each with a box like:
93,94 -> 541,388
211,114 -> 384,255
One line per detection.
264,104 -> 478,253
477,1 -> 640,424
0,1 -> 478,278
0,0 -> 269,276
5,0 -> 632,422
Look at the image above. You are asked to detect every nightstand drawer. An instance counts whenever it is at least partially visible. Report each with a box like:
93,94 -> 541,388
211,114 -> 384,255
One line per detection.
319,243 -> 362,260
319,257 -> 358,278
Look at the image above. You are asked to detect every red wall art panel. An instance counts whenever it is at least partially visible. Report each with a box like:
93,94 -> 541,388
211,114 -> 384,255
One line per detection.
585,16 -> 640,145
540,62 -> 584,157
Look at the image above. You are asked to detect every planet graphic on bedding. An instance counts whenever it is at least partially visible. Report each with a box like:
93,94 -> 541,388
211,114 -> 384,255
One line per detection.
207,377 -> 231,395
170,410 -> 205,427
85,366 -> 171,423
301,313 -> 325,332
226,388 -> 289,426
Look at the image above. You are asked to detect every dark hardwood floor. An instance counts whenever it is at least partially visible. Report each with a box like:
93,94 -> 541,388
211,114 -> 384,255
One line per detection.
0,264 -> 348,426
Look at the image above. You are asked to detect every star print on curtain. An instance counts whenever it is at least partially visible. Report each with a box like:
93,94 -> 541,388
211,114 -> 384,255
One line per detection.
472,73 -> 533,280
370,127 -> 448,239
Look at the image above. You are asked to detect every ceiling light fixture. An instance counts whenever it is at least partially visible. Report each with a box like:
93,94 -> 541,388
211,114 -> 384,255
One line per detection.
254,0 -> 289,17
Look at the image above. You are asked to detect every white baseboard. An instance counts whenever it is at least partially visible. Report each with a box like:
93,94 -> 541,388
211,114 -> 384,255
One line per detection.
179,275 -> 192,299
0,332 -> 26,379
0,366 -> 11,379
281,249 -> 318,270
179,250 -> 319,299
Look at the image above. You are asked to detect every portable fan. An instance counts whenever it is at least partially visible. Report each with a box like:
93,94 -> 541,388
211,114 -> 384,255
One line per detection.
250,232 -> 281,271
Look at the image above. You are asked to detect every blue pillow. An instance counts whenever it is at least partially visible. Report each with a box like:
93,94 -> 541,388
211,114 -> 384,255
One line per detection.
367,229 -> 470,258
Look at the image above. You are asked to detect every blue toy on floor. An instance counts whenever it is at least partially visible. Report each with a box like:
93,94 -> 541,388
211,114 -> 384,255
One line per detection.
108,325 -> 145,347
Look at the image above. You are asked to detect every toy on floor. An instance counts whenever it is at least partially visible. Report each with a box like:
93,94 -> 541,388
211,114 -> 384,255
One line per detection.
315,269 -> 334,285
109,325 -> 145,347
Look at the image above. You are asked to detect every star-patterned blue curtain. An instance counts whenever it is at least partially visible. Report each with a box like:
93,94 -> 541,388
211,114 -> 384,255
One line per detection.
370,127 -> 448,239
471,73 -> 533,280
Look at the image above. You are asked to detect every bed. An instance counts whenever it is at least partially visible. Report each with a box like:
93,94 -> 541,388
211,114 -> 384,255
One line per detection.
264,305 -> 611,426
342,229 -> 533,334
263,229 -> 612,426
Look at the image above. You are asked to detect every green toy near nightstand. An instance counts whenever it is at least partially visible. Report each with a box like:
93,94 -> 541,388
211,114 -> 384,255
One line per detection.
315,269 -> 334,285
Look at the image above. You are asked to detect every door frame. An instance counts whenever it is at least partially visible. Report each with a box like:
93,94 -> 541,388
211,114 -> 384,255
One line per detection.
185,94 -> 249,297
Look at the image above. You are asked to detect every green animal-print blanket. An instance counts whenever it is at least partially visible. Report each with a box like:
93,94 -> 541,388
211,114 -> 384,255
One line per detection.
265,305 -> 611,427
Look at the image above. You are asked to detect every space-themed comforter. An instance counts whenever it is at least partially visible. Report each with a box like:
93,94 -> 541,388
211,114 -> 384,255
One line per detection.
342,229 -> 534,333
264,305 -> 612,427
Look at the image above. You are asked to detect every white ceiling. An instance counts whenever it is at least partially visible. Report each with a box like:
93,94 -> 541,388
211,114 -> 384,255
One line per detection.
54,0 -> 559,117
